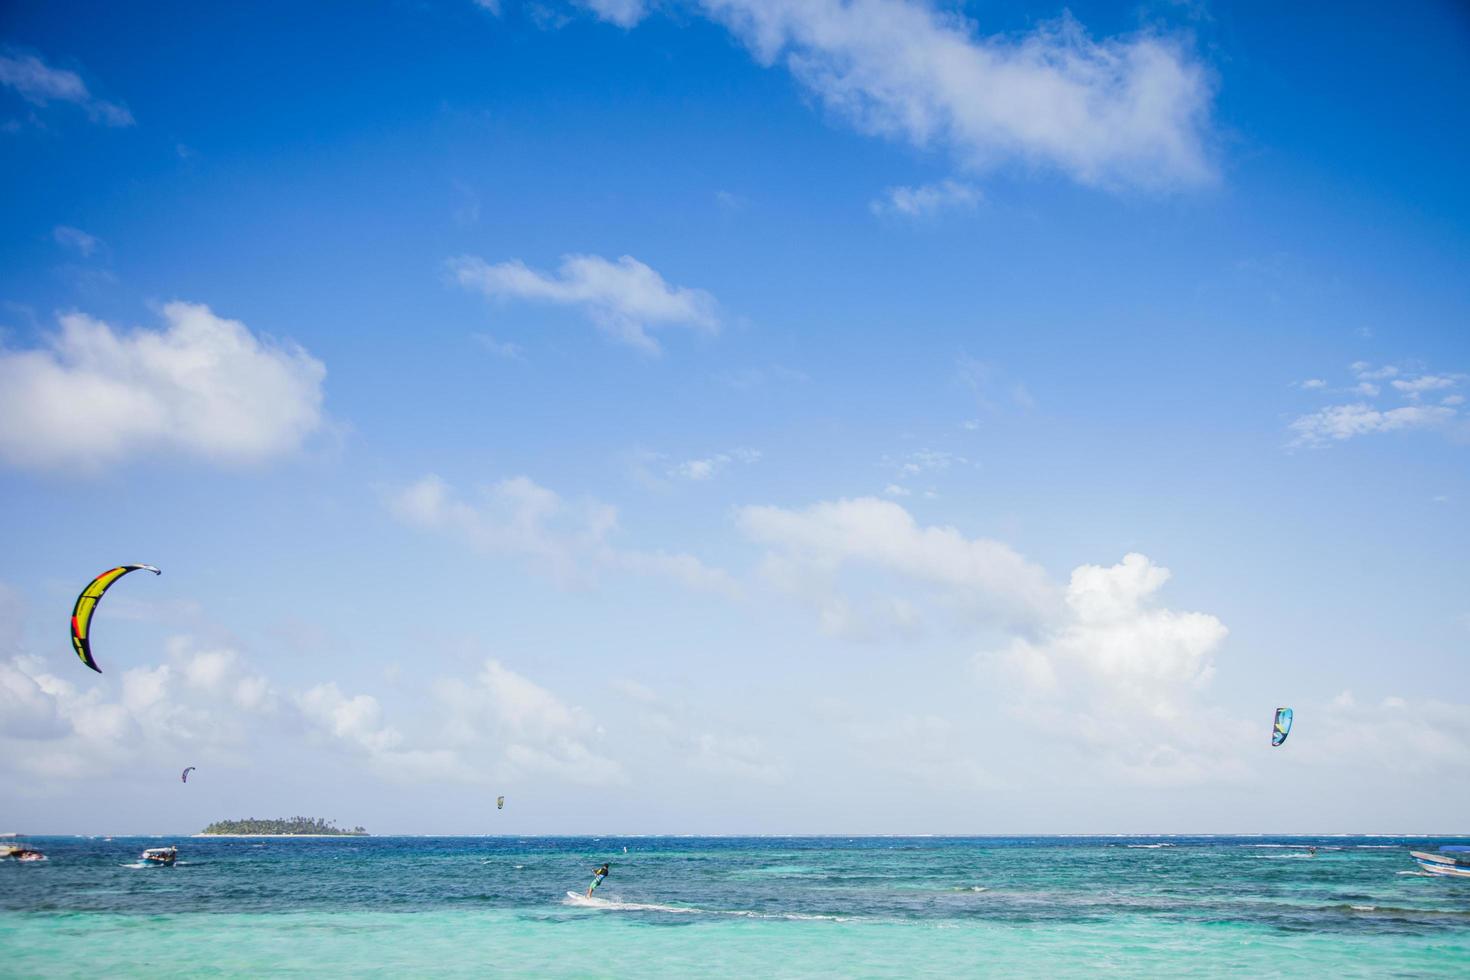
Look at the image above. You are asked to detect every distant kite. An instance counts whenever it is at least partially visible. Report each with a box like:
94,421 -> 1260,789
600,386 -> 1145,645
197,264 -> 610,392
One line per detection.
496,796 -> 505,811
182,767 -> 196,784
1272,707 -> 1293,747
70,565 -> 161,673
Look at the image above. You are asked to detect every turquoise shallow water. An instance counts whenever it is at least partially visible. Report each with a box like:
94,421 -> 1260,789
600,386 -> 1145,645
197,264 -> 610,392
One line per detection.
2,836 -> 1468,977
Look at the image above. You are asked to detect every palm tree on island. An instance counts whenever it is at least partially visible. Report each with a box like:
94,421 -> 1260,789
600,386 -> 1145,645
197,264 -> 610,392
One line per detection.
200,817 -> 368,836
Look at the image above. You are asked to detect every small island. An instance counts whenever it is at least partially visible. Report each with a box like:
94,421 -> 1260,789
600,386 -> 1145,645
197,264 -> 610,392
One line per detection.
199,817 -> 368,837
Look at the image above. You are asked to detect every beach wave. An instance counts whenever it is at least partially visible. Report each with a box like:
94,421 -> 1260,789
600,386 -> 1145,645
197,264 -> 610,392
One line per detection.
562,892 -> 845,921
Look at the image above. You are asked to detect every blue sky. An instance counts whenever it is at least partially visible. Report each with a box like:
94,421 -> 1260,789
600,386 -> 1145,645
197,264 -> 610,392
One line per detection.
1,0 -> 1467,835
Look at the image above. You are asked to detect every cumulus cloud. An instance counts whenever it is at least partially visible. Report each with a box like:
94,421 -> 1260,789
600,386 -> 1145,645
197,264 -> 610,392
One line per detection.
0,638 -> 278,781
0,302 -> 326,472
870,179 -> 982,217
298,683 -> 405,754
0,51 -> 133,126
0,620 -> 619,789
693,1 -> 1214,189
388,473 -> 739,595
448,253 -> 719,353
737,496 -> 1058,633
434,659 -> 624,785
980,553 -> 1242,784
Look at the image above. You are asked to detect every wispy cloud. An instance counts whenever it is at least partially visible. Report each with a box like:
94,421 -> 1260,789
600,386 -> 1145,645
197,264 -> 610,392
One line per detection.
888,448 -> 966,476
473,333 -> 524,359
52,225 -> 101,257
0,302 -> 326,472
1289,403 -> 1456,447
670,447 -> 761,481
718,364 -> 809,390
584,2 -> 1216,190
0,52 -> 133,126
448,253 -> 719,353
870,180 -> 982,217
388,473 -> 740,596
958,355 -> 1035,411
1288,361 -> 1465,448
578,0 -> 647,29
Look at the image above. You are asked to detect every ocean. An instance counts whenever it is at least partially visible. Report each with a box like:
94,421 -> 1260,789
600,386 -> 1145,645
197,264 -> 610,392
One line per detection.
2,835 -> 1467,977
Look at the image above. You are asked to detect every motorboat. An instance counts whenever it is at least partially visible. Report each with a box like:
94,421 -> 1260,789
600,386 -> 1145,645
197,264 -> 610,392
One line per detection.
140,846 -> 178,867
1410,847 -> 1470,878
1,843 -> 46,862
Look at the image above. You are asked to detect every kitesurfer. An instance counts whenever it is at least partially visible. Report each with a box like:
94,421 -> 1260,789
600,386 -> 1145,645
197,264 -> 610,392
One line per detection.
586,862 -> 610,897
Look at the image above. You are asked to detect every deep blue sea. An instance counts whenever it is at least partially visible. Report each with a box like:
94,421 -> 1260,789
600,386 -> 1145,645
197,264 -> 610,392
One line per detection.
3,835 -> 1468,977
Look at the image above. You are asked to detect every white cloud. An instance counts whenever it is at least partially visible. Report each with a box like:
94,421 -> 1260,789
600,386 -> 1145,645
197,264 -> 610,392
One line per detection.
0,52 -> 133,126
696,1 -> 1214,189
0,302 -> 326,472
1290,694 -> 1470,777
473,333 -> 524,359
448,253 -> 719,353
1288,403 -> 1455,448
822,703 -> 989,788
980,553 -> 1241,784
1297,378 -> 1325,390
389,473 -> 613,585
883,483 -> 910,497
737,496 -> 1058,631
298,683 -> 403,754
434,659 -> 624,785
889,448 -> 966,476
1286,361 -> 1465,447
957,355 -> 1035,411
0,638 -> 279,781
1350,362 -> 1398,381
670,447 -> 761,481
870,179 -> 982,217
1391,375 -> 1459,398
0,611 -> 617,790
579,0 -> 647,28
718,364 -> 809,390
619,680 -> 785,783
389,474 -> 739,595
0,658 -> 68,740
52,225 -> 100,257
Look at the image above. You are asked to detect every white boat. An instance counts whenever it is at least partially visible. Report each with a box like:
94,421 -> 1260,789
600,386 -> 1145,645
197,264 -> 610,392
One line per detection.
1410,849 -> 1470,878
140,846 -> 178,867
1,843 -> 46,862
